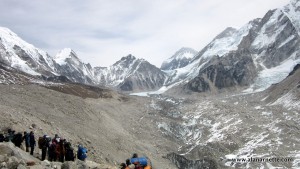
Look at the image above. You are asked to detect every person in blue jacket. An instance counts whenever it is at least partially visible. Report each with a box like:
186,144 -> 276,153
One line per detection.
77,144 -> 87,161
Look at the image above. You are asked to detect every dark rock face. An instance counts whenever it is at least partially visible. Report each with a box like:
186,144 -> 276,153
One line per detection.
119,80 -> 133,91
186,52 -> 256,92
167,153 -> 218,169
288,64 -> 300,76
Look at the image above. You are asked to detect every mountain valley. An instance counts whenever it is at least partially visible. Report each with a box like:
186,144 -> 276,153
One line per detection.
0,0 -> 300,169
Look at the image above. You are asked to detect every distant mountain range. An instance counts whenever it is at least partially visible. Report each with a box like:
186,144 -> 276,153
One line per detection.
0,0 -> 299,93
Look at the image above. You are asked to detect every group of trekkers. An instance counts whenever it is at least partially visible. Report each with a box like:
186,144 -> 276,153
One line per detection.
0,129 -> 88,162
120,153 -> 151,169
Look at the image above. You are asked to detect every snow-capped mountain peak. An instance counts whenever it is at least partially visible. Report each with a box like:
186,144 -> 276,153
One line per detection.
172,47 -> 197,59
54,48 -> 81,66
113,54 -> 139,67
161,47 -> 198,70
213,27 -> 237,40
200,21 -> 256,60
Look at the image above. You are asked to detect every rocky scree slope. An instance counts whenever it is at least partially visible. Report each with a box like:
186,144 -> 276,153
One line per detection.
0,83 -> 178,169
148,82 -> 300,168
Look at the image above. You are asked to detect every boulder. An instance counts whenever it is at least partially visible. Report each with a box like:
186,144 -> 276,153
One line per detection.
61,161 -> 77,169
76,160 -> 88,169
17,164 -> 27,169
51,162 -> 62,169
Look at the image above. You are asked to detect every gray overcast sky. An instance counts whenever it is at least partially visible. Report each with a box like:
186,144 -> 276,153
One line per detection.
0,0 -> 290,67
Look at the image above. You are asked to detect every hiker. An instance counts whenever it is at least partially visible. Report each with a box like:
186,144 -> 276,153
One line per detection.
133,162 -> 143,169
57,138 -> 66,162
126,159 -> 131,166
130,156 -> 150,169
12,132 -> 23,148
77,144 -> 87,161
132,153 -> 138,158
29,131 -> 36,155
6,129 -> 15,142
38,135 -> 50,161
23,131 -> 30,152
52,134 -> 60,144
120,163 -> 127,169
65,142 -> 75,161
48,141 -> 57,161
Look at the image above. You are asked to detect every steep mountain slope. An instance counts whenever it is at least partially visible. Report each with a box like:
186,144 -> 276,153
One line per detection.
0,27 -> 56,76
161,47 -> 198,70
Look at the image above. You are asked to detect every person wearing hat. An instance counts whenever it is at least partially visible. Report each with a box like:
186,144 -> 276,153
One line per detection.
120,163 -> 127,169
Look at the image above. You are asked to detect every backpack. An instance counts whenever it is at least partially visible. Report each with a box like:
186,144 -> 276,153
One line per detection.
38,137 -> 45,149
45,136 -> 51,143
77,146 -> 87,160
13,133 -> 23,144
130,157 -> 148,166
